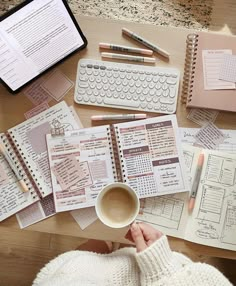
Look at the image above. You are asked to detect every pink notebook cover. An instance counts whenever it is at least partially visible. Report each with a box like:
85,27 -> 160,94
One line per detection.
185,31 -> 236,112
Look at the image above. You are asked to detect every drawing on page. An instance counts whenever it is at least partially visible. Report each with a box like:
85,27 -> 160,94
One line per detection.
51,119 -> 74,135
205,155 -> 236,186
195,220 -> 219,240
197,184 -> 225,223
138,195 -> 184,230
221,204 -> 236,245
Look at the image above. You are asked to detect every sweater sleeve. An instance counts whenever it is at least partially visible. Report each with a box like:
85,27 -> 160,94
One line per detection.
135,235 -> 233,286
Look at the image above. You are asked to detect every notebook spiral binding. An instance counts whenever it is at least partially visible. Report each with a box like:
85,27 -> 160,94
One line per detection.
114,126 -> 127,183
107,126 -> 122,182
181,33 -> 199,104
4,132 -> 42,199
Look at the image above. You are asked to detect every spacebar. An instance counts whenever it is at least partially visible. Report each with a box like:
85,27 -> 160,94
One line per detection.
104,98 -> 140,108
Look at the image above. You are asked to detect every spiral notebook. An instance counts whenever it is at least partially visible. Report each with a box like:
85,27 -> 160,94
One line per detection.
0,101 -> 79,221
181,31 -> 236,112
46,115 -> 189,212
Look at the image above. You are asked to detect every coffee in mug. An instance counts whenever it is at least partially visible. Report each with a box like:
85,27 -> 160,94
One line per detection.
95,182 -> 140,228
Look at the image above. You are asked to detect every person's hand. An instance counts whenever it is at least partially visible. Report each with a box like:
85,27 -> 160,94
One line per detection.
125,222 -> 163,252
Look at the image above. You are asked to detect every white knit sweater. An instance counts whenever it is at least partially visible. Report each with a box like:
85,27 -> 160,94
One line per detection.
33,236 -> 232,286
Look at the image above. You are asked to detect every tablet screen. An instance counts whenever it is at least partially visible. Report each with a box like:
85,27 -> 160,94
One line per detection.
0,0 -> 87,93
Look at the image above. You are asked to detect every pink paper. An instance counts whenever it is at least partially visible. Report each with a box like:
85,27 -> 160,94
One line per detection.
23,77 -> 52,105
52,155 -> 86,190
26,122 -> 51,154
41,70 -> 74,101
24,101 -> 50,119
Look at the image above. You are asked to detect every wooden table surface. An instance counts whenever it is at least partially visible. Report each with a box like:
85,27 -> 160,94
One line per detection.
0,15 -> 235,259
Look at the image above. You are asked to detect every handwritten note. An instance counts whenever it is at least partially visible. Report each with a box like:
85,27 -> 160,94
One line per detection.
24,101 -> 50,119
41,70 -> 74,101
194,122 -> 225,149
187,109 -> 219,126
52,155 -> 86,190
219,54 -> 236,83
23,77 -> 52,105
202,50 -> 235,90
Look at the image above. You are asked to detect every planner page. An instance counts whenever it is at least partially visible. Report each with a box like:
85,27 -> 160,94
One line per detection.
184,145 -> 236,251
114,115 -> 189,198
0,135 -> 39,221
136,144 -> 199,238
46,125 -> 115,212
8,101 -> 79,198
0,0 -> 85,91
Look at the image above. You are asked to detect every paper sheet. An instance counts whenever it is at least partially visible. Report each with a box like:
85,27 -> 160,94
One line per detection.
194,122 -> 225,149
187,109 -> 219,126
0,136 -> 38,222
47,125 -> 115,212
179,127 -> 236,154
202,50 -> 235,90
52,155 -> 87,190
70,207 -> 97,230
23,77 -> 52,105
219,54 -> 236,83
24,101 -> 50,119
41,70 -> 74,101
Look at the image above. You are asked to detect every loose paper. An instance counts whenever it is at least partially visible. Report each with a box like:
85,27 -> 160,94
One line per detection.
219,54 -> 236,83
52,155 -> 86,190
70,207 -> 97,230
187,108 -> 219,126
202,50 -> 235,90
41,70 -> 74,101
194,122 -> 225,149
24,101 -> 50,119
23,77 -> 52,105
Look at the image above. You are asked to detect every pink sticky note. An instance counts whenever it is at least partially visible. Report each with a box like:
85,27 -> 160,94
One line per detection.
41,70 -> 74,101
52,155 -> 86,190
26,122 -> 51,154
23,78 -> 52,105
24,101 -> 50,119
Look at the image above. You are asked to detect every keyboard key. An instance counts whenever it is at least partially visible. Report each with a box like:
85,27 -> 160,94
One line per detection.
104,98 -> 140,108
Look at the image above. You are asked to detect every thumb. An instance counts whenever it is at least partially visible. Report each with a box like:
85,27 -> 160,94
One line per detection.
130,222 -> 147,252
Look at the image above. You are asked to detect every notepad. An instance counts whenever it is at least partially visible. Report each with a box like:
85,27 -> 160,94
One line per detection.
0,101 -> 80,222
181,32 -> 236,112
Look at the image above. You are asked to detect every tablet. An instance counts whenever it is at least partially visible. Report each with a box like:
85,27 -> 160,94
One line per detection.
0,0 -> 87,93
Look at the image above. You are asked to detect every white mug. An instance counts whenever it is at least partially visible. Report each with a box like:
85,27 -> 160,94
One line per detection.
95,182 -> 140,228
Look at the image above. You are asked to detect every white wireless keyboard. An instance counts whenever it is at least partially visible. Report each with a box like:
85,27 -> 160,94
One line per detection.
74,59 -> 180,114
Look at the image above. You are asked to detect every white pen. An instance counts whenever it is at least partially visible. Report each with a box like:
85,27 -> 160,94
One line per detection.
0,144 -> 29,192
91,114 -> 147,121
99,42 -> 153,56
122,27 -> 170,59
101,52 -> 155,64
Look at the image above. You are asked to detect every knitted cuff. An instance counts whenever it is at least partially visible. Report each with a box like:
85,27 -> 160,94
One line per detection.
136,235 -> 175,278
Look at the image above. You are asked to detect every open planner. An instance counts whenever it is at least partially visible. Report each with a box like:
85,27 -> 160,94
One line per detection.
138,144 -> 236,251
46,114 -> 189,212
0,101 -> 79,222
